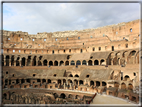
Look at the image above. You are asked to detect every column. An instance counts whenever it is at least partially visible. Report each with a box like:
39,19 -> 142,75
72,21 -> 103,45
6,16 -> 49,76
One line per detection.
36,59 -> 38,66
9,59 -> 11,66
100,81 -> 102,86
94,81 -> 96,87
111,59 -> 113,65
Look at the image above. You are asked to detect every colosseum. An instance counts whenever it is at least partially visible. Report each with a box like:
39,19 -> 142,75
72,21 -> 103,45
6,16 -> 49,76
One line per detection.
1,19 -> 141,105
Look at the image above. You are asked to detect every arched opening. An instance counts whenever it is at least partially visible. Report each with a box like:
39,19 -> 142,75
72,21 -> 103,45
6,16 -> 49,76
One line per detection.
60,93 -> 66,99
74,74 -> 79,77
21,57 -> 26,66
100,59 -> 105,65
71,60 -> 75,65
21,79 -> 25,84
53,93 -> 58,99
3,93 -> 7,99
38,61 -> 42,66
54,61 -> 58,66
86,75 -> 89,78
75,95 -> 80,99
88,60 -> 92,65
68,94 -> 73,98
68,74 -> 73,77
16,57 -> 20,66
49,61 -> 53,66
74,79 -> 78,85
128,83 -> 133,90
65,61 -> 69,66
68,79 -> 72,84
27,56 -> 31,66
42,79 -> 46,83
82,60 -> 86,65
11,55 -> 14,66
63,79 -> 66,84
102,81 -> 106,86
96,81 -> 100,87
60,61 -> 64,66
79,80 -> 83,85
127,50 -> 136,64
58,79 -> 61,84
114,82 -> 119,88
124,75 -> 130,81
94,60 -> 99,65
43,60 -> 47,66
16,79 -> 19,84
76,60 -> 81,65
48,79 -> 51,83
121,83 -> 126,89
26,79 -> 30,83
32,56 -> 36,66
90,81 -> 94,86
6,55 -> 10,66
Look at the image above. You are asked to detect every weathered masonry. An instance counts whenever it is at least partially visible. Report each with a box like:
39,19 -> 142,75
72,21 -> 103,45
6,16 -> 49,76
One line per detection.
2,19 -> 141,104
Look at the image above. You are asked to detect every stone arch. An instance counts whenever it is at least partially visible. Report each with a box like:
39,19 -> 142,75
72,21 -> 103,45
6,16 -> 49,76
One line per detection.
128,83 -> 133,90
48,79 -> 51,83
54,60 -> 58,66
6,55 -> 10,66
75,95 -> 80,99
74,79 -> 78,85
90,81 -> 94,86
68,74 -> 73,77
96,81 -> 100,86
71,60 -> 75,65
76,60 -> 81,65
60,93 -> 66,99
114,82 -> 119,88
38,60 -> 42,66
74,74 -> 79,77
68,79 -> 72,84
53,93 -> 58,99
65,61 -> 69,66
94,60 -> 99,65
27,56 -> 31,66
16,56 -> 20,66
88,60 -> 92,65
21,57 -> 26,66
32,56 -> 37,66
102,81 -> 107,86
3,93 -> 7,99
43,59 -> 47,66
60,61 -> 64,66
127,50 -> 136,64
124,75 -> 130,81
82,60 -> 87,65
100,59 -> 105,65
121,82 -> 126,89
49,61 -> 53,66
68,94 -> 73,98
11,55 -> 14,66
79,80 -> 83,85
58,79 -> 61,84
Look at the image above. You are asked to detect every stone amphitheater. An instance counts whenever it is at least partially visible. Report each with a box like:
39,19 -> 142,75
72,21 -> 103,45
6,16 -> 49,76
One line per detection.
1,19 -> 141,105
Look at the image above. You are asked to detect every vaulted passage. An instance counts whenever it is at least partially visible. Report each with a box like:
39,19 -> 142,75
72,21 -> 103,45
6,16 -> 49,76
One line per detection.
88,60 -> 92,65
71,60 -> 75,65
43,60 -> 47,66
54,61 -> 58,66
60,61 -> 64,66
6,55 -> 10,66
32,56 -> 36,66
76,60 -> 81,65
21,57 -> 26,66
82,60 -> 86,65
65,61 -> 69,66
16,57 -> 20,66
27,56 -> 31,66
11,55 -> 14,66
94,60 -> 99,65
49,61 -> 53,66
60,93 -> 66,99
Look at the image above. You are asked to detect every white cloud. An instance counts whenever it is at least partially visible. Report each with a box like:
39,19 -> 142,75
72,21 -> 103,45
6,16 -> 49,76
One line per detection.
3,3 -> 140,34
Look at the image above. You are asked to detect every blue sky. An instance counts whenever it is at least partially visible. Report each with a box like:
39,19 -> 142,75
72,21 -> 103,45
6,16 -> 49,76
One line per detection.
3,3 -> 140,34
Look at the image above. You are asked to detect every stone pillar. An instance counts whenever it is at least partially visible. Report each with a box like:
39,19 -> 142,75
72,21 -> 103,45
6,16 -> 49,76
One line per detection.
100,81 -> 102,86
111,59 -> 113,65
14,61 -> 16,66
4,58 -> 6,66
58,62 -> 60,66
87,62 -> 88,66
19,59 -> 22,66
64,83 -> 66,89
9,59 -> 11,66
94,81 -> 96,87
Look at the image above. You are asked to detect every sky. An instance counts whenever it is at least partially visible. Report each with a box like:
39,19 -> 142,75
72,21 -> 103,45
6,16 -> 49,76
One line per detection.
3,2 -> 140,34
